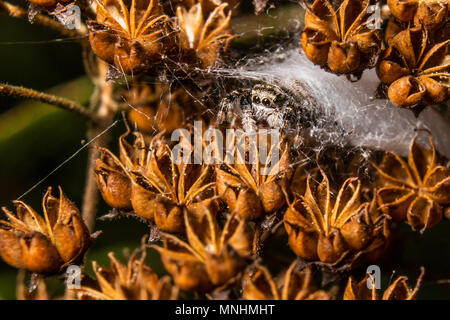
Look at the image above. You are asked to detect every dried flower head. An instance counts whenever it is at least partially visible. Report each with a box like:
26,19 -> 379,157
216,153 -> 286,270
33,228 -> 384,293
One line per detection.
284,169 -> 389,265
176,2 -> 234,68
123,130 -> 217,233
95,147 -> 133,211
242,261 -> 331,300
76,250 -> 178,300
127,84 -> 206,133
377,26 -> 449,110
387,0 -> 448,31
0,187 -> 91,274
88,0 -> 172,74
216,139 -> 292,220
301,0 -> 382,78
373,135 -> 450,232
152,209 -> 252,292
384,17 -> 406,46
344,267 -> 425,300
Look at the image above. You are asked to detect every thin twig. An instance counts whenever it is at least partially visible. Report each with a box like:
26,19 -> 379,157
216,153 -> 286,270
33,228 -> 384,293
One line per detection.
0,83 -> 100,124
81,61 -> 117,231
0,0 -> 84,37
81,125 -> 110,232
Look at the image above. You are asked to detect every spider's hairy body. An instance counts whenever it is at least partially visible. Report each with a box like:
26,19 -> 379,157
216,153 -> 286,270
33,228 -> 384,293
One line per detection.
218,82 -> 314,136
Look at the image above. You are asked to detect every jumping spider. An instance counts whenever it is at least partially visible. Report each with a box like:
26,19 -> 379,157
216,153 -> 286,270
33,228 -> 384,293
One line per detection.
218,83 -> 315,136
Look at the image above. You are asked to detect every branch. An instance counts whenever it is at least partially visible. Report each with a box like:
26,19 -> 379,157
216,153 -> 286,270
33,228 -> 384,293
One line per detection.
0,0 -> 85,37
81,61 -> 118,231
0,83 -> 100,124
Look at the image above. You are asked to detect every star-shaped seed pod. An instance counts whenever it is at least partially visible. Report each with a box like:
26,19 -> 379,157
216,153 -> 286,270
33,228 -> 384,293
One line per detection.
387,0 -> 448,31
0,187 -> 91,275
76,249 -> 178,300
123,130 -> 217,233
242,261 -> 331,300
96,127 -> 217,233
216,139 -> 292,220
284,169 -> 389,266
344,267 -> 424,300
152,209 -> 252,292
301,0 -> 382,78
88,0 -> 172,74
176,2 -> 235,68
377,26 -> 449,110
373,135 -> 450,232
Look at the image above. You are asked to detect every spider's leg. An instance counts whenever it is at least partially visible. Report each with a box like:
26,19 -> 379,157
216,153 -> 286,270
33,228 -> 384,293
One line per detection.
218,90 -> 247,125
242,107 -> 257,133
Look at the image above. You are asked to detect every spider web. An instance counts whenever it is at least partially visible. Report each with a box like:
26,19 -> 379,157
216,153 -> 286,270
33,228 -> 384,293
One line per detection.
120,2 -> 450,159
3,1 -> 449,200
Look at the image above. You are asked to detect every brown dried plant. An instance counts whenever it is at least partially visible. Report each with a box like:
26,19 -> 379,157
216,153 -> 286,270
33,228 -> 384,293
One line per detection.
301,0 -> 382,78
242,261 -> 331,300
216,138 -> 292,220
152,208 -> 252,292
284,169 -> 389,266
176,2 -> 235,68
377,26 -> 449,110
88,0 -> 172,74
0,187 -> 91,274
374,135 -> 450,232
76,248 -> 178,300
344,267 -> 425,300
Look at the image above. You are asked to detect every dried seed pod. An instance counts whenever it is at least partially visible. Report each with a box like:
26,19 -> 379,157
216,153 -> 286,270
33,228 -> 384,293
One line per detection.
95,148 -> 133,211
284,169 -> 389,266
384,17 -> 406,46
130,136 -> 216,232
414,0 -> 448,31
373,135 -> 449,232
388,0 -> 448,31
0,187 -> 91,274
216,139 -> 292,220
88,0 -> 173,74
152,209 -> 252,292
301,0 -> 382,78
126,84 -> 206,133
344,267 -> 424,300
76,250 -> 178,300
387,0 -> 418,22
377,26 -> 449,110
96,126 -> 217,233
242,262 -> 331,300
176,3 -> 235,68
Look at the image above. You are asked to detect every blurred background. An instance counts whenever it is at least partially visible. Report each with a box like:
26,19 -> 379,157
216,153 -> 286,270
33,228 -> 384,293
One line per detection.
0,0 -> 449,299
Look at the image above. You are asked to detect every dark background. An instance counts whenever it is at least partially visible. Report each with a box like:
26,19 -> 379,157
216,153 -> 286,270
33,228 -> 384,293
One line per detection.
0,0 -> 449,299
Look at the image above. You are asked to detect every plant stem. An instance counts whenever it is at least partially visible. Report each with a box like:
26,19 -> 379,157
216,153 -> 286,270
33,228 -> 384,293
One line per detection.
81,126 -> 104,232
81,61 -> 117,231
0,83 -> 100,124
0,0 -> 85,37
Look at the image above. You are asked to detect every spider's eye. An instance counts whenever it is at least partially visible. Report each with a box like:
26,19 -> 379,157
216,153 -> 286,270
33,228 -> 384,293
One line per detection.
262,98 -> 271,107
252,95 -> 260,104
